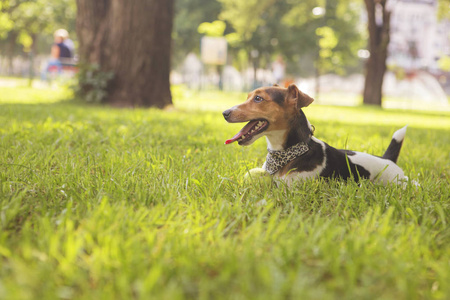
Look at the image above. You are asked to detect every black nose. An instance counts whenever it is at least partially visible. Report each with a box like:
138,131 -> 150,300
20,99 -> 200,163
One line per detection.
222,109 -> 232,120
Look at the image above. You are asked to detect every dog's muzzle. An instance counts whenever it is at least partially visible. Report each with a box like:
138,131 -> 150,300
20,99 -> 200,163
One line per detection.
222,109 -> 232,121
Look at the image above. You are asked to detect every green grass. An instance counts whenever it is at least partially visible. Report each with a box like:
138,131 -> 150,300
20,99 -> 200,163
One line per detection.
0,83 -> 449,300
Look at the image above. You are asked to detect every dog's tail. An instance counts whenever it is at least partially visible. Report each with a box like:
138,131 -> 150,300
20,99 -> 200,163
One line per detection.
382,126 -> 407,163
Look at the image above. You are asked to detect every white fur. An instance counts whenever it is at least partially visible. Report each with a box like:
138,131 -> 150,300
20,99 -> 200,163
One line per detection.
265,130 -> 287,151
259,118 -> 407,186
347,152 -> 405,184
262,136 -> 406,186
393,125 -> 407,142
306,119 -> 313,133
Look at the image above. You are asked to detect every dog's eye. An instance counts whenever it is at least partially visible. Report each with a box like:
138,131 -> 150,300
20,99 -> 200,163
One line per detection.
254,95 -> 264,103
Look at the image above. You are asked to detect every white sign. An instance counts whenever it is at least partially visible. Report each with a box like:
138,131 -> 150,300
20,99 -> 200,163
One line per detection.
201,36 -> 227,65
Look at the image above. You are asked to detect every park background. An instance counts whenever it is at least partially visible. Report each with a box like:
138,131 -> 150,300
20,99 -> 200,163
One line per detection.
1,0 -> 450,299
1,0 -> 450,109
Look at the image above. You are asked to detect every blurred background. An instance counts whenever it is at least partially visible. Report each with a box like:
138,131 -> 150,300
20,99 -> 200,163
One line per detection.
0,0 -> 449,109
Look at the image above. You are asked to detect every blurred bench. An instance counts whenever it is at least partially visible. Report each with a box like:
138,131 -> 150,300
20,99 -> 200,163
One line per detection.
47,58 -> 78,78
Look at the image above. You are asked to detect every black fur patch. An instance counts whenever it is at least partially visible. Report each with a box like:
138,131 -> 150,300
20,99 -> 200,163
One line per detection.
284,110 -> 312,149
265,88 -> 285,105
321,144 -> 371,181
382,140 -> 403,163
280,139 -> 324,175
340,150 -> 356,156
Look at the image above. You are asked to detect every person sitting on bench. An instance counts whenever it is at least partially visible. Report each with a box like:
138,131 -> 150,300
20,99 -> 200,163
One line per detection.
41,29 -> 74,80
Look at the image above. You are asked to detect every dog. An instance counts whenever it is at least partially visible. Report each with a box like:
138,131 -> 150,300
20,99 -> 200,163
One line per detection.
222,84 -> 408,186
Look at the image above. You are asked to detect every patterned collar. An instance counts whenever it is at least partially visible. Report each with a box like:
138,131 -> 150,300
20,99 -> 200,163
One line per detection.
265,142 -> 309,175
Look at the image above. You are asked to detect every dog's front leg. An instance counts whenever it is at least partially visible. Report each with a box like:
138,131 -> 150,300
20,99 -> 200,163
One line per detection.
244,167 -> 273,184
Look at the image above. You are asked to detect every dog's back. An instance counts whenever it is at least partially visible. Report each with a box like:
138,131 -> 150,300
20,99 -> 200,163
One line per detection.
223,84 -> 408,186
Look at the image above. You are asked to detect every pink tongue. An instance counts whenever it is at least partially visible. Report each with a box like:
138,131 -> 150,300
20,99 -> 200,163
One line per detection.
225,120 -> 258,145
225,133 -> 242,144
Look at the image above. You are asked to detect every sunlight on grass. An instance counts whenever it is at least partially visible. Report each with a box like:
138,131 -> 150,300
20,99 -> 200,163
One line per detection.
173,85 -> 450,130
0,82 -> 449,299
0,86 -> 72,104
0,77 -> 73,104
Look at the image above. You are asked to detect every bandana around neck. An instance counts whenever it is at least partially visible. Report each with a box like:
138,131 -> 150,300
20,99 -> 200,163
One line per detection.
265,142 -> 309,175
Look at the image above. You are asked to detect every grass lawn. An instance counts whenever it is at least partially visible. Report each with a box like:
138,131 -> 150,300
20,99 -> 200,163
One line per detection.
0,83 -> 449,299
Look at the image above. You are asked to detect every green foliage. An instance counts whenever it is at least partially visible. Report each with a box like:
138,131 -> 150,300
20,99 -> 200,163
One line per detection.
283,0 -> 365,75
316,26 -> 338,56
218,0 -> 276,41
173,0 -> 222,66
438,55 -> 450,72
0,11 -> 13,39
282,0 -> 323,27
17,30 -> 33,52
0,0 -> 76,56
73,64 -> 115,104
5,0 -> 76,36
0,86 -> 449,299
216,0 -> 364,76
198,20 -> 226,37
437,0 -> 450,20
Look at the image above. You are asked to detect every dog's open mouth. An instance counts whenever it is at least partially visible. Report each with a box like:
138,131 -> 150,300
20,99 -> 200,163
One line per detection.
225,119 -> 269,145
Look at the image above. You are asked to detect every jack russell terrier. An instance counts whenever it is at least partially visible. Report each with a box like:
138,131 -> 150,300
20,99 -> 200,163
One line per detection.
223,84 -> 408,186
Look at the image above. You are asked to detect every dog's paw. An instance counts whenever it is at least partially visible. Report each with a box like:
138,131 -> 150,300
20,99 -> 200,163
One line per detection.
400,176 -> 421,189
244,168 -> 273,185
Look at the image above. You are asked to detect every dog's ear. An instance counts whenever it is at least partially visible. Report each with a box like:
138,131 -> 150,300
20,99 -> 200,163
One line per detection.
287,84 -> 314,108
273,83 -> 279,87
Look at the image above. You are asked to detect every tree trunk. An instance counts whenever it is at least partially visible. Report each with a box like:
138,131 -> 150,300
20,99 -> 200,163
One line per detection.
6,32 -> 17,76
76,0 -> 174,108
363,0 -> 391,106
28,34 -> 38,87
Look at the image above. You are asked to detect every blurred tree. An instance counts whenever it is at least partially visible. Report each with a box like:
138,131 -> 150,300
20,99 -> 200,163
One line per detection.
76,0 -> 174,108
437,0 -> 450,19
0,0 -> 76,50
217,0 -> 279,78
198,20 -> 226,37
363,0 -> 390,106
0,2 -> 14,39
0,0 -> 76,76
218,0 -> 363,91
173,0 -> 221,67
283,0 -> 364,73
0,0 -> 31,74
219,0 -> 363,72
436,0 -> 450,75
284,0 -> 364,97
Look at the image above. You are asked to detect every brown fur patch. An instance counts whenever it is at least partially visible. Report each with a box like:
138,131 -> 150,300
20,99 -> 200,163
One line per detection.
228,87 -> 299,133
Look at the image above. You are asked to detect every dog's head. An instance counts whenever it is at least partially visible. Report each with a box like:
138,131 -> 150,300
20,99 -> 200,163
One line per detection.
223,84 -> 314,146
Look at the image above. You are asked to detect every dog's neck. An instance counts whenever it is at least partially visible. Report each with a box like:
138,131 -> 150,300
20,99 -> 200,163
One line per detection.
265,110 -> 313,151
265,130 -> 287,151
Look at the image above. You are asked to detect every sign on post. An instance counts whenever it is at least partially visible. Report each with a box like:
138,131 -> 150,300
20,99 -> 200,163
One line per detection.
200,36 -> 227,65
